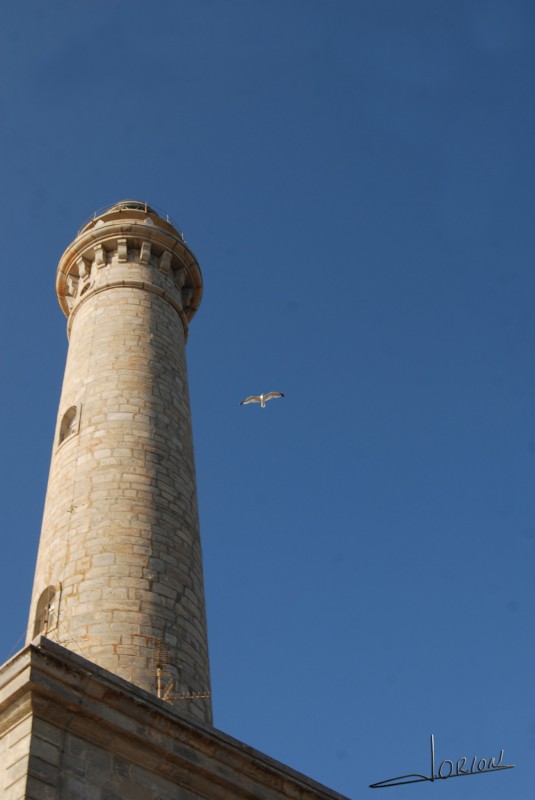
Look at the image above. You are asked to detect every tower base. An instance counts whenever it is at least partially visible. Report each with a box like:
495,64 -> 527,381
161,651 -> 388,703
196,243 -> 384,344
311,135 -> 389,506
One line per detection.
0,638 -> 349,800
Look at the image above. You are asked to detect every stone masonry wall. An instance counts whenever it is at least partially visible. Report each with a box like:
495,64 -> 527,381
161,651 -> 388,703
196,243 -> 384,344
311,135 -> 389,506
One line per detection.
27,719 -> 197,800
1,713 -> 32,799
0,641 -> 350,800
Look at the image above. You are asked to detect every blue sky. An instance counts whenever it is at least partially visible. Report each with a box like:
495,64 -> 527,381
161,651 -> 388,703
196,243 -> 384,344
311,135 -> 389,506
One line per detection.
1,1 -> 534,797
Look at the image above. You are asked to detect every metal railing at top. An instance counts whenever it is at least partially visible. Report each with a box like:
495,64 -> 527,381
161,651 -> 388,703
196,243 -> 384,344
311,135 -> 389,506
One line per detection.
78,200 -> 184,239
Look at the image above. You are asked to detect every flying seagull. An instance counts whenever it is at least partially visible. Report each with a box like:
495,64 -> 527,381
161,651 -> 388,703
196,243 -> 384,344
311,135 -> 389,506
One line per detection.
240,392 -> 285,408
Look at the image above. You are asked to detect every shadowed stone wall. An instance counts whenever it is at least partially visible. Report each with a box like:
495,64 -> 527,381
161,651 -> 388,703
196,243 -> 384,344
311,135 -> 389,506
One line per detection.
0,640 -> 350,800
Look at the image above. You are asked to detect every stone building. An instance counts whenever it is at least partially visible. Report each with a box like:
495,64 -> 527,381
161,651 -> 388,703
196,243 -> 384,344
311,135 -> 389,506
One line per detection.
0,202 -> 349,800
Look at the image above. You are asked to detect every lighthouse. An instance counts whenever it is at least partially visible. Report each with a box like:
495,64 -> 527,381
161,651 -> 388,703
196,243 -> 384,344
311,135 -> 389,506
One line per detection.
26,200 -> 211,723
0,201 -> 347,800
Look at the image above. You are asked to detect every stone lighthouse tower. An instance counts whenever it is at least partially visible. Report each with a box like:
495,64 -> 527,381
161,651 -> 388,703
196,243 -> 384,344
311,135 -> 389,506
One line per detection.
26,200 -> 211,723
0,201 -> 348,800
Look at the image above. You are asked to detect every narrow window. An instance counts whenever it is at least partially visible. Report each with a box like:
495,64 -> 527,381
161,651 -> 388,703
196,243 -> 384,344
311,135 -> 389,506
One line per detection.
58,406 -> 78,445
33,586 -> 57,638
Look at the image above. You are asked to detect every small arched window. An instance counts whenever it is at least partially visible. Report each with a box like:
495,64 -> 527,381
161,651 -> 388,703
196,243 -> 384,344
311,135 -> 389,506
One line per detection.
33,585 -> 58,638
58,405 -> 79,445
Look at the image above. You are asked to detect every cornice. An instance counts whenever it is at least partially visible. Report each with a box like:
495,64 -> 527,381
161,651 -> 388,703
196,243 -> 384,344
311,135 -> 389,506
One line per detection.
56,210 -> 203,340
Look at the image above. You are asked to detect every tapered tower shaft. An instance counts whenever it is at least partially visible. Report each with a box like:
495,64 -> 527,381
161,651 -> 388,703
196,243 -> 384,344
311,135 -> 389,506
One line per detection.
26,201 -> 211,723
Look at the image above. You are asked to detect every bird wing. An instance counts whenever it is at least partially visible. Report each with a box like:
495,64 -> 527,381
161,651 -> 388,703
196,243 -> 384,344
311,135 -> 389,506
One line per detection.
240,395 -> 261,405
264,392 -> 285,402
